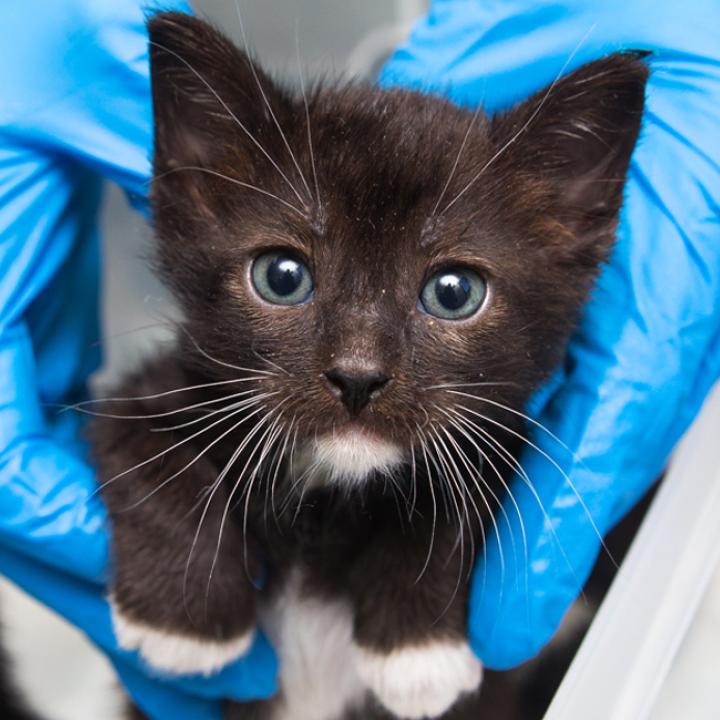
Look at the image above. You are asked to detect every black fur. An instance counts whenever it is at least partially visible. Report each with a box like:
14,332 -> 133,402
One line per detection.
92,12 -> 647,719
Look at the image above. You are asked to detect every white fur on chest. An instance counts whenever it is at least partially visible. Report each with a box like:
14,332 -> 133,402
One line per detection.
260,570 -> 367,720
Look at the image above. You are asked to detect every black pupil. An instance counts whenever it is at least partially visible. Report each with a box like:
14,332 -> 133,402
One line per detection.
267,256 -> 303,296
435,273 -> 471,310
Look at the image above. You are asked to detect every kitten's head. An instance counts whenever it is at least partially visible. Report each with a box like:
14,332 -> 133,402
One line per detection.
148,13 -> 647,485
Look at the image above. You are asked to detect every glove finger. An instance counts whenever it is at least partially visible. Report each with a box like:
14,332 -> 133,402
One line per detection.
176,633 -> 278,703
469,77 -> 720,667
0,318 -> 107,583
380,0 -> 720,115
468,358 -> 692,668
0,0 -> 191,203
0,437 -> 108,585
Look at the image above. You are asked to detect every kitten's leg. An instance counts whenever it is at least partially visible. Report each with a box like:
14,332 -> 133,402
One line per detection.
348,505 -> 482,720
93,371 -> 260,677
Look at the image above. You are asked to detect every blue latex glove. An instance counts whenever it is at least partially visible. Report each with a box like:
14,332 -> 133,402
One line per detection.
382,0 -> 720,669
0,1 -> 277,717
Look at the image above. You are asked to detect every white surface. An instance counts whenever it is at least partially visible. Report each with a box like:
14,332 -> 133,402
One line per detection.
650,568 -> 720,720
544,383 -> 720,720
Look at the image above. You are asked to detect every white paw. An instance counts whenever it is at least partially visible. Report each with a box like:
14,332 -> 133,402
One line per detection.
110,599 -> 254,676
354,639 -> 483,719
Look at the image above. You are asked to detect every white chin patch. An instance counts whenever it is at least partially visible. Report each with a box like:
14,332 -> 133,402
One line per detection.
312,431 -> 404,484
110,599 -> 253,676
354,640 -> 483,719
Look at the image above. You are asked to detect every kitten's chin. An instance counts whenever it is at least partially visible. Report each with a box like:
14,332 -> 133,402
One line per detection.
311,430 -> 404,485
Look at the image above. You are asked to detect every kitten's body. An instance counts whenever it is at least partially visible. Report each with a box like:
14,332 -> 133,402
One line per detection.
93,13 -> 647,720
97,355 -> 484,719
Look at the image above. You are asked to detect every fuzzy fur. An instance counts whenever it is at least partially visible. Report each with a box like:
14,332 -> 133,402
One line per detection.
91,12 -> 647,720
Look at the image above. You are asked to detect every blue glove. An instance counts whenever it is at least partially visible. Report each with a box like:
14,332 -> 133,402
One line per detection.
382,0 -> 720,669
0,1 -> 277,717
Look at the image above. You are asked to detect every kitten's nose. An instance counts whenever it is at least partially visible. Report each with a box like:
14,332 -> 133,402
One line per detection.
323,366 -> 390,417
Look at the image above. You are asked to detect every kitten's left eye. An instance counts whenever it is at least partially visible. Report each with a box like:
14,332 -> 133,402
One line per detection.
251,250 -> 313,306
419,267 -> 487,320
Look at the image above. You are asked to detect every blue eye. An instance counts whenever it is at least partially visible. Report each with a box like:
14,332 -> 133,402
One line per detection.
420,267 -> 487,320
251,251 -> 313,305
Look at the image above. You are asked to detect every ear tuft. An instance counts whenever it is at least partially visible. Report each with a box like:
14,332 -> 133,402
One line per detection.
492,52 -> 648,239
148,12 -> 286,177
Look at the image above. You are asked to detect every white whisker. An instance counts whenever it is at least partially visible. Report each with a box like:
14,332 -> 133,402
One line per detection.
179,329 -> 277,377
252,348 -> 291,376
233,0 -> 313,204
437,426 -> 491,571
119,401 -> 268,513
425,430 -> 468,569
438,408 -> 523,565
295,26 -> 320,207
69,388 -> 261,425
414,427 -> 438,584
417,426 -> 452,523
221,405 -> 280,592
454,401 -> 615,567
208,409 -> 286,595
450,406 -> 587,589
430,105 -> 483,217
152,166 -> 305,216
428,429 -> 478,620
152,390 -> 273,432
426,381 -> 520,391
414,425 -> 437,585
95,399 -> 274,496
149,40 -> 308,208
439,414 -> 518,595
183,408 -> 275,611
443,389 -> 584,463
267,414 -> 294,526
58,376 -> 266,411
440,25 -> 596,216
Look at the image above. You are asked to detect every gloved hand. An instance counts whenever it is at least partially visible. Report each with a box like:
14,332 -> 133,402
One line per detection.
382,0 -> 720,669
0,1 -> 276,717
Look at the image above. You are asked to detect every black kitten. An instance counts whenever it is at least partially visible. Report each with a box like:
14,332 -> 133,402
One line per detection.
92,12 -> 646,720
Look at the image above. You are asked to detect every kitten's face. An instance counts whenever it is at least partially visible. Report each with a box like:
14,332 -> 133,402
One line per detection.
149,14 -> 646,484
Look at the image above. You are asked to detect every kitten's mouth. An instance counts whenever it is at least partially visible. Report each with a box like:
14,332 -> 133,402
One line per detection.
310,425 -> 404,484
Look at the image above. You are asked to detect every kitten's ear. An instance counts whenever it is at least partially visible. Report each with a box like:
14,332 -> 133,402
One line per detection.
493,53 -> 648,241
148,12 -> 285,192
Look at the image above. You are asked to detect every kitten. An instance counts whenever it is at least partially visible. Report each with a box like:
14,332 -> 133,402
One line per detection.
91,12 -> 647,720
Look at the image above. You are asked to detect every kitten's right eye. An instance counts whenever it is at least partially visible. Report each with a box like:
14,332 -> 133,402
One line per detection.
251,250 -> 313,306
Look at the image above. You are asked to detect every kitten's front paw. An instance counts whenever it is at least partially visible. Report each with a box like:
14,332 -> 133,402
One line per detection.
354,639 -> 482,719
111,600 -> 254,676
